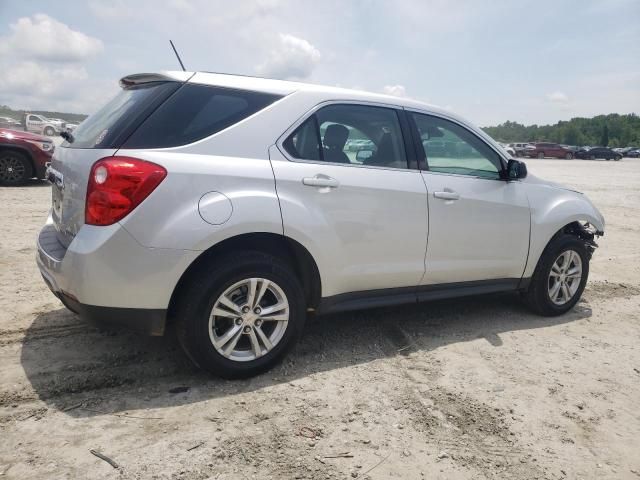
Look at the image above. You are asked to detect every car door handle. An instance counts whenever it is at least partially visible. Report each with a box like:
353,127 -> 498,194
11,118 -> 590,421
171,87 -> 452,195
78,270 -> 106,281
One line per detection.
433,190 -> 460,200
302,175 -> 339,188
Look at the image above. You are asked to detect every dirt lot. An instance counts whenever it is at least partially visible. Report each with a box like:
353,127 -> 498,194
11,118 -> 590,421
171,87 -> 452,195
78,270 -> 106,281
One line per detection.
1,158 -> 639,479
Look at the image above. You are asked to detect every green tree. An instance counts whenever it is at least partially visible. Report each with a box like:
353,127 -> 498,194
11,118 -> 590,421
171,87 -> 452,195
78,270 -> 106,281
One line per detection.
600,125 -> 609,146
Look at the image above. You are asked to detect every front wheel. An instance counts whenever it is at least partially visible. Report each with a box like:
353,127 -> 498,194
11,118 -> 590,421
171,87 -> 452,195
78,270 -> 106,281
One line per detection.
565,153 -> 573,160
614,155 -> 621,161
523,235 -> 589,316
537,152 -> 545,159
175,251 -> 306,378
0,150 -> 33,185
44,126 -> 55,136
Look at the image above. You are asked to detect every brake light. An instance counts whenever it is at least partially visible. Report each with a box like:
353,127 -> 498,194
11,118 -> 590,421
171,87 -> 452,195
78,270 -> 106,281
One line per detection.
85,156 -> 166,226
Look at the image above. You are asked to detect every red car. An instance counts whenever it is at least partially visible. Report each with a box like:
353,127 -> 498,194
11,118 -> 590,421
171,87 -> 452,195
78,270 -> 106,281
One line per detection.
0,128 -> 54,185
523,142 -> 574,159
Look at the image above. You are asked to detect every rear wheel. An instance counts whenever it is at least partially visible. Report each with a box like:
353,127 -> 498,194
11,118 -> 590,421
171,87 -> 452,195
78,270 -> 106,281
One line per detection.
523,235 -> 589,316
175,251 -> 306,378
614,155 -> 621,161
0,150 -> 32,185
44,126 -> 55,136
537,152 -> 545,159
565,152 -> 573,160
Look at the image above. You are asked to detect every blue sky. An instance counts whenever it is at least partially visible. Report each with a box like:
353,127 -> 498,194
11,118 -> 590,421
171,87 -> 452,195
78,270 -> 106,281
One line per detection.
0,0 -> 638,126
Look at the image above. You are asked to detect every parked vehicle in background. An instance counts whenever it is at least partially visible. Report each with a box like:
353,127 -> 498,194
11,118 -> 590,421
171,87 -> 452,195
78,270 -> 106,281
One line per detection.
25,114 -> 66,136
523,142 -> 574,159
36,71 -> 605,378
504,145 -> 516,156
65,122 -> 80,132
576,147 -> 622,161
0,116 -> 22,129
626,149 -> 640,158
507,142 -> 531,157
0,128 -> 54,185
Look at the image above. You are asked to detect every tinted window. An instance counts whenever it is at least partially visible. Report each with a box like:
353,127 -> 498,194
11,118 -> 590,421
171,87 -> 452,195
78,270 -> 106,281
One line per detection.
67,82 -> 180,149
411,113 -> 502,179
283,104 -> 408,169
283,116 -> 321,160
123,84 -> 282,149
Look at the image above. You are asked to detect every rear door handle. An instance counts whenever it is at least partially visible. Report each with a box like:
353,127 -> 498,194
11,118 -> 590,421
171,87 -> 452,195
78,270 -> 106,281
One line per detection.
433,190 -> 460,200
302,175 -> 339,188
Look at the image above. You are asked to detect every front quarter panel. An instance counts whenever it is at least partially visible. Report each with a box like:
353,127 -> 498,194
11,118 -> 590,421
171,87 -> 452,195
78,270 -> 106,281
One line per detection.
524,182 -> 604,278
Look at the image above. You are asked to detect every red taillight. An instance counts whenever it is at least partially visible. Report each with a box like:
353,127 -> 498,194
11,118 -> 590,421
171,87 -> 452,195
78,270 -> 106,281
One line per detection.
85,156 -> 167,226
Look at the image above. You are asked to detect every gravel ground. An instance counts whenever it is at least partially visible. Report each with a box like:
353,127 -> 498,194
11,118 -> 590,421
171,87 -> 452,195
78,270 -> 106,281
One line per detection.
0,158 -> 639,479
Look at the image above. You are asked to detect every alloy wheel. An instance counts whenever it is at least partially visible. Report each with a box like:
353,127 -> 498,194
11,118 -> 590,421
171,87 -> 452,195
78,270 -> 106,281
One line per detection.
208,278 -> 290,362
0,155 -> 26,183
548,250 -> 582,305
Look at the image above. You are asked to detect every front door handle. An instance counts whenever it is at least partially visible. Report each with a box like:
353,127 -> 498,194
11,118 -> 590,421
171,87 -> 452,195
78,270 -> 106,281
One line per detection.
433,190 -> 460,200
302,175 -> 339,188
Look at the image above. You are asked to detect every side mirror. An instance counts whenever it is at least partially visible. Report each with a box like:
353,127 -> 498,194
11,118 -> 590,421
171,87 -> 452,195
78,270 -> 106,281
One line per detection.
356,149 -> 374,162
506,159 -> 527,179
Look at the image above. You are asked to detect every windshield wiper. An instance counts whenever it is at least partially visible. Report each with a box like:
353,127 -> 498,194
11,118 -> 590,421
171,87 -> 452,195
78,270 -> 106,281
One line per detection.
60,130 -> 74,143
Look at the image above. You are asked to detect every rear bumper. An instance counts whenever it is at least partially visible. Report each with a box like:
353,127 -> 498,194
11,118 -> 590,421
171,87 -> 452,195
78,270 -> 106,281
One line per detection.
55,290 -> 166,335
36,216 -> 199,336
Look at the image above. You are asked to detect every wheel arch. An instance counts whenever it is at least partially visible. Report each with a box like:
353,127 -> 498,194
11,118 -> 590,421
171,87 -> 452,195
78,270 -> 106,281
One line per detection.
168,232 -> 322,322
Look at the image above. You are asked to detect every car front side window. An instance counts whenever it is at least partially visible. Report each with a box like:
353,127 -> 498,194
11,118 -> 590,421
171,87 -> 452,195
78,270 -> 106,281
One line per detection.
411,112 -> 503,179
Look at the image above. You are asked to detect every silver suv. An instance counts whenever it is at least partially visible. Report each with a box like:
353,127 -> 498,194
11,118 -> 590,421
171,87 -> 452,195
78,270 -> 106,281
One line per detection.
37,71 -> 605,377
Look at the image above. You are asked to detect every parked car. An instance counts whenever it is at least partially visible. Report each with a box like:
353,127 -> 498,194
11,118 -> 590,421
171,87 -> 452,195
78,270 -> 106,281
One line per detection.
36,71 -> 605,378
0,128 -> 54,185
25,114 -> 65,136
575,147 -> 622,161
507,142 -> 531,157
626,149 -> 640,158
523,142 -> 574,159
65,122 -> 80,132
0,116 -> 22,129
500,144 -> 516,157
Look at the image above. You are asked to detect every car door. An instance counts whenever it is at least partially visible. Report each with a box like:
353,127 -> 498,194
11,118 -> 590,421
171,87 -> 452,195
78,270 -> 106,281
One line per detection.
27,115 -> 42,133
408,111 -> 530,286
271,102 -> 429,298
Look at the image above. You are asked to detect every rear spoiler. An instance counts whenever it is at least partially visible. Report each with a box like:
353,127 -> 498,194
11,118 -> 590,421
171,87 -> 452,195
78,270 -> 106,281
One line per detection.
119,71 -> 195,88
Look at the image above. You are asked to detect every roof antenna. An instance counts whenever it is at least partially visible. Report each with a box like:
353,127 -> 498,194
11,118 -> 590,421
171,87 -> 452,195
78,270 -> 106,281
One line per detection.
169,39 -> 186,71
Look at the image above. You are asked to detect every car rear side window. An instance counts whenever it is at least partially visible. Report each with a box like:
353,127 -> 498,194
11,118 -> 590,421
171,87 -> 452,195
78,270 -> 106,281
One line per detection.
123,84 -> 282,149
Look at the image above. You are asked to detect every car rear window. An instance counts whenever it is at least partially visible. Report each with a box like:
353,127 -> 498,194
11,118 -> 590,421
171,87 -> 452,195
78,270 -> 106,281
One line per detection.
65,82 -> 180,149
122,84 -> 282,149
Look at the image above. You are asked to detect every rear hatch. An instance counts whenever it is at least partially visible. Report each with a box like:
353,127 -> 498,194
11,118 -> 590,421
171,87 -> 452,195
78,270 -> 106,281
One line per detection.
50,77 -> 183,247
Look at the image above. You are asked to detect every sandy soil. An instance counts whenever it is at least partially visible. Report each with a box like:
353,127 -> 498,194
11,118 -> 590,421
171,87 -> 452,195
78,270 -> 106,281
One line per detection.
0,158 -> 639,480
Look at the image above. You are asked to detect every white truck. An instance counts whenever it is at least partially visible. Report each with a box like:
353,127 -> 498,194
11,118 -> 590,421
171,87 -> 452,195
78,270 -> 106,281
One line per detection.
25,114 -> 66,136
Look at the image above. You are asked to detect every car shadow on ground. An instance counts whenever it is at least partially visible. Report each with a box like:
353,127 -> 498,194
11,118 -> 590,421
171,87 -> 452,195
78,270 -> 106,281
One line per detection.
20,293 -> 591,417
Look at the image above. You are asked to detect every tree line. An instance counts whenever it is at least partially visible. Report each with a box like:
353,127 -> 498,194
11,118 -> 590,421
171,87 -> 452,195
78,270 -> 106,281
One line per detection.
482,113 -> 640,147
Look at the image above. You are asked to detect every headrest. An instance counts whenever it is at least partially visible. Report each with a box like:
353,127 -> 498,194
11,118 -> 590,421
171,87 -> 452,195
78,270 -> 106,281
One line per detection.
324,124 -> 349,149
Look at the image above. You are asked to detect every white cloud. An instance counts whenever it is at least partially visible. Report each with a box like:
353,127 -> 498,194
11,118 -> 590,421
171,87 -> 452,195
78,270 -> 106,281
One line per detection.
0,14 -> 103,62
256,33 -> 321,80
546,91 -> 569,103
382,85 -> 407,97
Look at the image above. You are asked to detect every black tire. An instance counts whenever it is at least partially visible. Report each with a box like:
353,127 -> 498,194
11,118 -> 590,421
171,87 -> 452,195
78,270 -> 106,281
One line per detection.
565,153 -> 573,160
175,251 -> 306,378
614,155 -> 621,161
44,126 -> 55,136
0,150 -> 33,186
523,234 -> 589,316
537,152 -> 545,159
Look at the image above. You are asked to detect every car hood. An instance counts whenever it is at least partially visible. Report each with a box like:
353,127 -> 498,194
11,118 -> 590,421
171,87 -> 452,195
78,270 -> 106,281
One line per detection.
521,173 -> 582,194
0,128 -> 51,142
